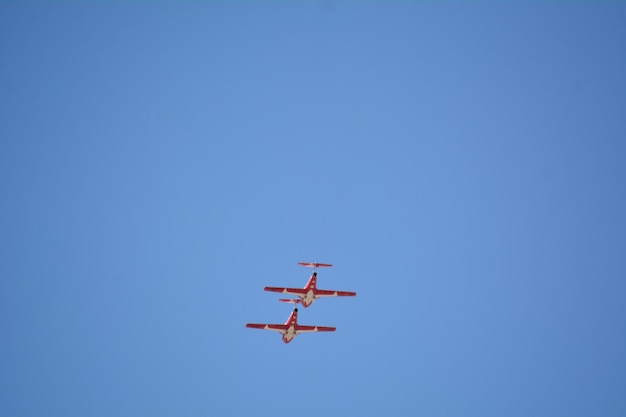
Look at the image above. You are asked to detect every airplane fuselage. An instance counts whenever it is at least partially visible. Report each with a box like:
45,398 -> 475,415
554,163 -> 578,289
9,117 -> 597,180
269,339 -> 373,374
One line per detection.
281,309 -> 299,343
282,326 -> 296,343
302,289 -> 316,307
299,273 -> 318,307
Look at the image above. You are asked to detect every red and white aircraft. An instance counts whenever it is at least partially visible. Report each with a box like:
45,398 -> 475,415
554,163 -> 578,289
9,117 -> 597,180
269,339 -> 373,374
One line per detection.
264,262 -> 357,308
245,307 -> 335,344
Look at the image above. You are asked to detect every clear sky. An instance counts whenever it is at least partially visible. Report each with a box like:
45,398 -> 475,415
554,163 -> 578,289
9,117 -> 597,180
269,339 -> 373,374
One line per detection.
1,2 -> 625,417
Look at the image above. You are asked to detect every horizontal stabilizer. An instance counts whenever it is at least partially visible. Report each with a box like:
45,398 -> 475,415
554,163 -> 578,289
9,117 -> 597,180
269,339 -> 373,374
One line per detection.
279,298 -> 302,304
298,262 -> 333,268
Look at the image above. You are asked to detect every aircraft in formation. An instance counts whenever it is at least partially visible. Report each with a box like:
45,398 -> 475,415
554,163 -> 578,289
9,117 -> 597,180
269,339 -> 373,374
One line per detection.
245,306 -> 335,344
246,262 -> 356,344
265,262 -> 357,308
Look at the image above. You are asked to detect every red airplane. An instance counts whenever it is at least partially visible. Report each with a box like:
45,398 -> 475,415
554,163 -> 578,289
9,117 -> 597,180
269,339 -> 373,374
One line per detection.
245,308 -> 336,344
264,262 -> 357,308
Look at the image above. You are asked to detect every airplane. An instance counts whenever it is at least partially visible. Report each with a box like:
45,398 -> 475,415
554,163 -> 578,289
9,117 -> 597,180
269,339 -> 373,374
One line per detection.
245,307 -> 335,344
264,262 -> 357,308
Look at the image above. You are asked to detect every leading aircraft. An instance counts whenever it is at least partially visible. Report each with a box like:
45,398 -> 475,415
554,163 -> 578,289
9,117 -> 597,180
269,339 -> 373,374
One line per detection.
245,307 -> 335,344
264,262 -> 357,308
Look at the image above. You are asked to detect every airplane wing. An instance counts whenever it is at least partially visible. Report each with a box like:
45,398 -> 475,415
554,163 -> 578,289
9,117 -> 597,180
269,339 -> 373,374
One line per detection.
315,289 -> 357,297
295,325 -> 336,334
264,286 -> 307,296
246,323 -> 287,332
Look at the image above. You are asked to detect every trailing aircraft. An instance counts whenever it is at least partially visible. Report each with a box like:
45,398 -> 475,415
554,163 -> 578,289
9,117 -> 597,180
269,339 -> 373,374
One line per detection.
264,262 -> 357,308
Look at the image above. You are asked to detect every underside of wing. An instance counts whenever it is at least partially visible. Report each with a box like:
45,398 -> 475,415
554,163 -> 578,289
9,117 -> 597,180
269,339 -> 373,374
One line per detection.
315,289 -> 357,297
295,325 -> 336,334
264,286 -> 307,296
246,323 -> 286,332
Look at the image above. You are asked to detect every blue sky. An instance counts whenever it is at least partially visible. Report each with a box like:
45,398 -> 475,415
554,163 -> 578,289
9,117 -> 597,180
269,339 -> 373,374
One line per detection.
1,2 -> 625,416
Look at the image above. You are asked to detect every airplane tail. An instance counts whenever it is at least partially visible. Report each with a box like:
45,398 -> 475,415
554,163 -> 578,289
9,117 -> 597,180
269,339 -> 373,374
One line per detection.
282,307 -> 299,326
279,299 -> 302,304
298,262 -> 333,269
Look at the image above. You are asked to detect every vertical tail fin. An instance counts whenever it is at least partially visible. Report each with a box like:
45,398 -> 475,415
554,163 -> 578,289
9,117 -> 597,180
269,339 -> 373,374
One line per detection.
305,272 -> 317,290
285,308 -> 298,326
